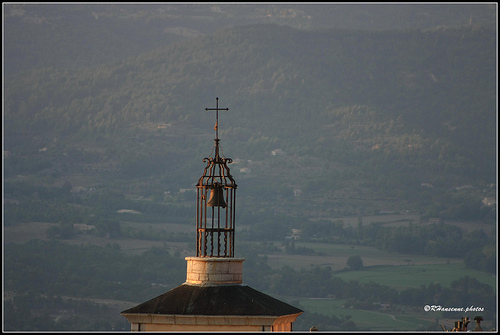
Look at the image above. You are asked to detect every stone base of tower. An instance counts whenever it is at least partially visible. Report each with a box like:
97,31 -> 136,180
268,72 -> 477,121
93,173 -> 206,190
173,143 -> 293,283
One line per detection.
185,257 -> 244,285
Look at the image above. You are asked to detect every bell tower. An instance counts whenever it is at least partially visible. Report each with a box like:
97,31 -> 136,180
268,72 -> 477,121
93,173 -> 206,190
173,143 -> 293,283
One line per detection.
196,97 -> 237,257
185,97 -> 243,286
121,98 -> 302,332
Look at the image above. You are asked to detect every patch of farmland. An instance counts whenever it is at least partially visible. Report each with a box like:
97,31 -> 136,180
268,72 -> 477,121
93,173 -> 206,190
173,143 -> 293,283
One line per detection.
4,222 -> 57,243
4,221 -> 191,256
298,298 -> 434,331
262,242 -> 461,272
334,263 -> 496,290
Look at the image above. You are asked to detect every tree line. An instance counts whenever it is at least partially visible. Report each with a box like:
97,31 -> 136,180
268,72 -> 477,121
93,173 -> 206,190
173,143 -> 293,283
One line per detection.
4,239 -> 496,331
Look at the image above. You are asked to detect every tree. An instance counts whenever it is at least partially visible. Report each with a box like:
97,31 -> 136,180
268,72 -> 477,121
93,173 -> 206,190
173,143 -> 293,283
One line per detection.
346,255 -> 364,270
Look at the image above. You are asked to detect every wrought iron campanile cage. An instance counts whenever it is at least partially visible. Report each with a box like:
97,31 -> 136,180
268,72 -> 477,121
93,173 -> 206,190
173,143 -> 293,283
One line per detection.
196,98 -> 237,257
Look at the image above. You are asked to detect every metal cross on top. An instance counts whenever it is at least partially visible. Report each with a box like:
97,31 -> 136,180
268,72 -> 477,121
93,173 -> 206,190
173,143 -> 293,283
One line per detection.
205,97 -> 229,140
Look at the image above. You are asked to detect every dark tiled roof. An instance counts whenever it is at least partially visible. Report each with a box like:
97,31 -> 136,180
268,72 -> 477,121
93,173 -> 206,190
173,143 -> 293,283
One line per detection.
121,284 -> 302,316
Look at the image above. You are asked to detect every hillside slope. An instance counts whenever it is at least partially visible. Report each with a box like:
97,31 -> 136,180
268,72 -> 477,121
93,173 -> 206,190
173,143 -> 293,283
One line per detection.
4,24 -> 497,217
4,4 -> 496,75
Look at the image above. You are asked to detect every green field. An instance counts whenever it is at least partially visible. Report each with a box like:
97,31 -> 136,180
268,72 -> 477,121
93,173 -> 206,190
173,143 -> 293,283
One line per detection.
335,263 -> 496,290
298,298 -> 434,331
262,241 -> 463,272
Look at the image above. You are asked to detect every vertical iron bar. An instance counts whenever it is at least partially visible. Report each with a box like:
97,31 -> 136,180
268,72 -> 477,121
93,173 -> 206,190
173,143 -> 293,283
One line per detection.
225,188 -> 229,256
204,188 -> 208,257
232,189 -> 236,257
211,205 -> 214,257
196,188 -> 200,256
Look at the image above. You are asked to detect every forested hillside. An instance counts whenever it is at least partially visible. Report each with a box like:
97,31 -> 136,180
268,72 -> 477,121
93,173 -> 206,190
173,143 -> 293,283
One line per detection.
4,4 -> 496,74
4,23 -> 496,218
